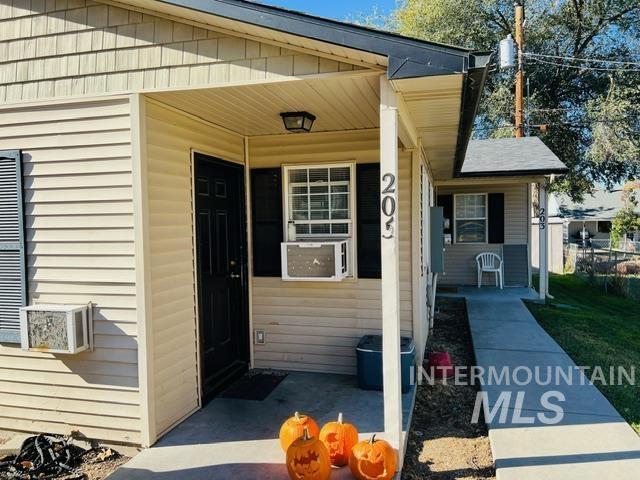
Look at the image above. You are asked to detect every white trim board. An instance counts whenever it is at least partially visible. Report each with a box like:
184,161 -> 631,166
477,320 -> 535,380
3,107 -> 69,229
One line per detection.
131,93 -> 156,447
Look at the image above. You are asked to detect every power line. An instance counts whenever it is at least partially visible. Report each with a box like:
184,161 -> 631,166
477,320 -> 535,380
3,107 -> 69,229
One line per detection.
525,52 -> 640,67
473,118 -> 640,135
525,55 -> 640,73
472,125 -> 515,132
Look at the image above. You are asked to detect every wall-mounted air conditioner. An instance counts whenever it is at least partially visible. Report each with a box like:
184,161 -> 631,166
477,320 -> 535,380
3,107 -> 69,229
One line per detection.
281,239 -> 351,281
20,304 -> 90,354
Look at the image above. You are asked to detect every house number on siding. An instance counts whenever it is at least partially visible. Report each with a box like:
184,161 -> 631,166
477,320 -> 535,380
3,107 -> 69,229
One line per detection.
539,207 -> 547,231
381,173 -> 396,239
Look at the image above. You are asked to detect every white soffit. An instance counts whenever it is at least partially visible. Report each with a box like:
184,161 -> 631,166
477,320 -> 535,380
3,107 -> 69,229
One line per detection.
147,73 -> 382,136
393,74 -> 464,180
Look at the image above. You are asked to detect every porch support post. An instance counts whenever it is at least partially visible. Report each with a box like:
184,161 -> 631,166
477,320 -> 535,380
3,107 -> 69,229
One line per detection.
538,181 -> 549,300
380,75 -> 403,452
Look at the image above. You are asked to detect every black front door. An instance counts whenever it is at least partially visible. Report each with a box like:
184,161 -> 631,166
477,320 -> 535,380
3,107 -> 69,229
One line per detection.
194,153 -> 249,402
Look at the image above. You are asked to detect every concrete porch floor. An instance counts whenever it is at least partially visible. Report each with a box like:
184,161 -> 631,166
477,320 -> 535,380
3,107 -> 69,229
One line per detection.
108,371 -> 415,479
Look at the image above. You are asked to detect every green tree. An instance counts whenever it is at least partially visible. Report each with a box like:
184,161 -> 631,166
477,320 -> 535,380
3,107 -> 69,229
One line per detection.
611,181 -> 640,244
376,0 -> 640,200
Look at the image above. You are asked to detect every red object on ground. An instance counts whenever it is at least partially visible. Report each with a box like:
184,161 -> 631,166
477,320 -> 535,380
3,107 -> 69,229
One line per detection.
428,351 -> 454,378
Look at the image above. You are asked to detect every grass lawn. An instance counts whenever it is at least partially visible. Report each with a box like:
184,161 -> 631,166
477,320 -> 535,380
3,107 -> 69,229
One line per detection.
526,274 -> 640,434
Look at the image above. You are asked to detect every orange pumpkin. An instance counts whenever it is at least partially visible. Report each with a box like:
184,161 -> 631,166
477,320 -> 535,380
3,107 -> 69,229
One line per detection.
280,411 -> 320,452
319,413 -> 359,466
348,434 -> 397,480
286,427 -> 332,480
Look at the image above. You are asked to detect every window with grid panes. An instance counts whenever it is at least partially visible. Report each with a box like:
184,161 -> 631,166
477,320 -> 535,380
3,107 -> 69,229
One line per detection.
284,164 -> 353,240
454,193 -> 487,243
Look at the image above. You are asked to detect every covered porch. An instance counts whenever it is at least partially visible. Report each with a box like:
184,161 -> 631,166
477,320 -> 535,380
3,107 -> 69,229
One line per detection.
108,371 -> 415,479
132,54 -> 488,456
433,137 -> 568,299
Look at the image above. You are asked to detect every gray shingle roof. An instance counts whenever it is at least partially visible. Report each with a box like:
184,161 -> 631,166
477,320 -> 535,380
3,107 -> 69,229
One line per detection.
556,189 -> 640,220
460,137 -> 567,177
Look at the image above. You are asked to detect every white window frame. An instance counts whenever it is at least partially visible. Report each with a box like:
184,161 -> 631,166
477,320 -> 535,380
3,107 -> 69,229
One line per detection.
453,193 -> 488,244
282,162 -> 356,241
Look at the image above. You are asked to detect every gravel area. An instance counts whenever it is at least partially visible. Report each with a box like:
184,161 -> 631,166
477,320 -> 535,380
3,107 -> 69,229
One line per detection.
402,297 -> 495,480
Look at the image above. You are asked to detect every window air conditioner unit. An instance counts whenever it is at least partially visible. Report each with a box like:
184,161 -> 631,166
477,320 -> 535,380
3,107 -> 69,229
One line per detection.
281,239 -> 351,281
20,304 -> 90,354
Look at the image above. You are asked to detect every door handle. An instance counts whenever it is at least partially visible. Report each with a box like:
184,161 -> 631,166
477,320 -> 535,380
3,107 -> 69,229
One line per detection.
230,273 -> 241,279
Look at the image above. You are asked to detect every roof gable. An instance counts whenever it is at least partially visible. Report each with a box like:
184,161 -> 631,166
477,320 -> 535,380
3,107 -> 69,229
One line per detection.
0,0 -> 358,103
111,0 -> 491,79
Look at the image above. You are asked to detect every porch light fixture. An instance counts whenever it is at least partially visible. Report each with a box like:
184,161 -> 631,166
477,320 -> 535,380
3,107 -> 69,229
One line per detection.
280,111 -> 316,133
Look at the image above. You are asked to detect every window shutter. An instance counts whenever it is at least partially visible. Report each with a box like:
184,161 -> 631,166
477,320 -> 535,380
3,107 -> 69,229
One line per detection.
251,168 -> 283,277
436,195 -> 453,235
0,150 -> 26,344
488,193 -> 505,244
356,163 -> 381,278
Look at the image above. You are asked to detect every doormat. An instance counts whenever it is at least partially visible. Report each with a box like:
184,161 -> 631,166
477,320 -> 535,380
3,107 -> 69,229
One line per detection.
437,286 -> 459,293
219,371 -> 288,401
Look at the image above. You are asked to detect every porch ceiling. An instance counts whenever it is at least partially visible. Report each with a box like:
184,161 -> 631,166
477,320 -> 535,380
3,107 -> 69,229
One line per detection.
146,73 -> 381,136
148,72 -> 466,180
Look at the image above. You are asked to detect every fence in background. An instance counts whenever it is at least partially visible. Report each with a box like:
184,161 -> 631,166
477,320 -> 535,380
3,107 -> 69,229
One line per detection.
586,237 -> 640,252
565,242 -> 640,301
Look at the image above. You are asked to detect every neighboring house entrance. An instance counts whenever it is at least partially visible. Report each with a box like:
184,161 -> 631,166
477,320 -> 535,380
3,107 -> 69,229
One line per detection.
194,153 -> 249,402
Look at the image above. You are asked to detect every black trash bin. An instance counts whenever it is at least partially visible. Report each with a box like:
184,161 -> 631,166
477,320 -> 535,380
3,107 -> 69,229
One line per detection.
356,335 -> 416,393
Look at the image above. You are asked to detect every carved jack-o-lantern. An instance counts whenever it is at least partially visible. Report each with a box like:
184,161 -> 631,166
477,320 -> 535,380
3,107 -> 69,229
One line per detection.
286,427 -> 332,480
348,434 -> 397,480
280,411 -> 320,452
319,413 -> 359,466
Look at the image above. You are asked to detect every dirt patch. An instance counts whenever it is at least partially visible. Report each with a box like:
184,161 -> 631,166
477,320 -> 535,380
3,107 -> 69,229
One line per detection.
402,297 -> 495,480
73,449 -> 130,480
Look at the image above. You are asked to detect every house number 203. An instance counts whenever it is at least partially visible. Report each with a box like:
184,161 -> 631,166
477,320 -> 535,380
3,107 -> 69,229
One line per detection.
539,207 -> 547,231
381,173 -> 396,239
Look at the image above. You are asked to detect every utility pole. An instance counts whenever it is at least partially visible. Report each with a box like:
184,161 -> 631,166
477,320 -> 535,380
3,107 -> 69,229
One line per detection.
514,0 -> 525,138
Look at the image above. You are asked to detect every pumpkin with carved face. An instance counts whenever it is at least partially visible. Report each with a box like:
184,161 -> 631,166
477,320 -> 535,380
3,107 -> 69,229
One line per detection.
319,413 -> 359,466
348,435 -> 397,480
280,412 -> 320,452
286,427 -> 332,480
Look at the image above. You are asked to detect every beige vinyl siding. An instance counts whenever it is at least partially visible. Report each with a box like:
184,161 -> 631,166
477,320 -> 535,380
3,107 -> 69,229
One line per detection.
144,98 -> 244,437
0,0 -> 356,104
0,97 -> 140,444
438,183 -> 528,285
531,219 -> 564,275
249,130 -> 412,375
111,0 -> 387,68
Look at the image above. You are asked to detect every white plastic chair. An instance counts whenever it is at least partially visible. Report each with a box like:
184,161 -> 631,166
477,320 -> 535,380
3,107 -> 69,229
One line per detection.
475,252 -> 503,289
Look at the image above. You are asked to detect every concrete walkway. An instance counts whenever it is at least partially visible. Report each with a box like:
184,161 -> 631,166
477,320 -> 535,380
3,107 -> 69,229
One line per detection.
107,372 -> 414,480
455,287 -> 640,480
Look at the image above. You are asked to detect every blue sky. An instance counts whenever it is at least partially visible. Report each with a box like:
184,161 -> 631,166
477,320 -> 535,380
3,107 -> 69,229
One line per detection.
259,0 -> 398,21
